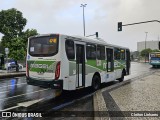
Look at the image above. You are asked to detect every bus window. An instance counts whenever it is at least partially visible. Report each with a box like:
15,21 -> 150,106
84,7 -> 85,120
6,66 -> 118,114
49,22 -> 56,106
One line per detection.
29,35 -> 59,57
150,54 -> 155,57
120,49 -> 125,60
97,45 -> 105,60
86,44 -> 96,59
114,48 -> 120,60
65,40 -> 75,60
156,53 -> 160,58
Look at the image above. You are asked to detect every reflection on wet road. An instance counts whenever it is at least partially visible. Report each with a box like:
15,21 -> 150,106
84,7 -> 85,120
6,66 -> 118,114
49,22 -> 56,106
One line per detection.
0,62 -> 158,113
0,77 -> 55,111
124,62 -> 156,80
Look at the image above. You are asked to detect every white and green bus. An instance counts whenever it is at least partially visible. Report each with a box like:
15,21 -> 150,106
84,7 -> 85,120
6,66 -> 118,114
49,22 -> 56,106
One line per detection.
26,34 -> 130,91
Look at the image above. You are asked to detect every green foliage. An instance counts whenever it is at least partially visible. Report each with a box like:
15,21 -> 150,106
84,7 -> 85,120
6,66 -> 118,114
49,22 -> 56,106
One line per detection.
140,48 -> 160,57
0,8 -> 38,61
6,37 -> 23,60
0,8 -> 27,38
141,48 -> 152,57
152,49 -> 160,52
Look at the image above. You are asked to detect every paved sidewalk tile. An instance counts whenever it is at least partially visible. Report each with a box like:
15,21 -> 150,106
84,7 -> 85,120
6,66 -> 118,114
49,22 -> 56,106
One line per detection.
101,72 -> 160,120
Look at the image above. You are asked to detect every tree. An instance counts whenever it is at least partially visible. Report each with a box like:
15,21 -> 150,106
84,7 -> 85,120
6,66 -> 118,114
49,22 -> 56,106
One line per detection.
0,8 -> 27,39
0,8 -> 38,61
9,37 -> 26,60
0,8 -> 27,53
152,49 -> 160,52
141,48 -> 152,57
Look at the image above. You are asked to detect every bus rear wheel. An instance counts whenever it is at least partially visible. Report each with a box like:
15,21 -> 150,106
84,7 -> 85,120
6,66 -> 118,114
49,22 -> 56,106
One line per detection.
92,75 -> 101,91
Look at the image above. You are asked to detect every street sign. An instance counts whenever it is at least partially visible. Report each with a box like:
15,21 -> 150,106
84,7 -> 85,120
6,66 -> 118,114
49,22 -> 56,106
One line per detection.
5,48 -> 9,54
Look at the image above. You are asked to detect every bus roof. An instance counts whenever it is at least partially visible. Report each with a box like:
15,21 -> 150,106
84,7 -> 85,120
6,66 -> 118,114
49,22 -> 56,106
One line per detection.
29,33 -> 130,50
72,35 -> 129,50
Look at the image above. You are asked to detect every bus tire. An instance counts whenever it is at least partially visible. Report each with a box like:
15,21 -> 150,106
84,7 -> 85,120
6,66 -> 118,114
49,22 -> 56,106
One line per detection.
119,72 -> 124,82
92,75 -> 101,91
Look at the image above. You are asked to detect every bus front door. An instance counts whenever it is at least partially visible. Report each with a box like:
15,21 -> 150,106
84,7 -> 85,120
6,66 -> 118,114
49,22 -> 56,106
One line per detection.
76,44 -> 85,88
106,48 -> 114,72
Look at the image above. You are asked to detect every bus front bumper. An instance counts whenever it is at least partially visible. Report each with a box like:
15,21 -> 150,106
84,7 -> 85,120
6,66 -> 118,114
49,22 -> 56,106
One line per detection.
26,77 -> 63,89
150,63 -> 160,65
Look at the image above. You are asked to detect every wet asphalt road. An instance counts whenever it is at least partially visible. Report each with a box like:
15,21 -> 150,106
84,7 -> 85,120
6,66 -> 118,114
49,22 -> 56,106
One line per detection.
0,62 -> 158,114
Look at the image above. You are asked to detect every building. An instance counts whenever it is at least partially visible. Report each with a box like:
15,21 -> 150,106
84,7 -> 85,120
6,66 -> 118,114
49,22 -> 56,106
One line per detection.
131,51 -> 139,60
137,40 -> 160,52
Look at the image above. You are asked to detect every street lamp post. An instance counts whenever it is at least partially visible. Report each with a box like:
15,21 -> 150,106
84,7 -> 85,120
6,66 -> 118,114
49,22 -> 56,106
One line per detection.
80,4 -> 87,36
145,32 -> 148,63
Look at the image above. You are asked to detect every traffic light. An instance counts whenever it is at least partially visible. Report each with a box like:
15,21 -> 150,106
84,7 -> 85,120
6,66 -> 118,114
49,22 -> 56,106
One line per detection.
118,22 -> 122,31
96,32 -> 98,38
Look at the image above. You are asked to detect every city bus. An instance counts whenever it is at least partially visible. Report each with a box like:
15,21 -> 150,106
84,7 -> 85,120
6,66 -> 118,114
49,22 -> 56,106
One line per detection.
26,34 -> 130,91
149,52 -> 160,67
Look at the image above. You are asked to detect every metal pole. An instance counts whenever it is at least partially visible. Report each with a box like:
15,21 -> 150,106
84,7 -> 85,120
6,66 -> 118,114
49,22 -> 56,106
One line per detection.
80,4 -> 87,37
145,32 -> 148,63
83,6 -> 85,36
6,54 -> 8,72
122,20 -> 160,26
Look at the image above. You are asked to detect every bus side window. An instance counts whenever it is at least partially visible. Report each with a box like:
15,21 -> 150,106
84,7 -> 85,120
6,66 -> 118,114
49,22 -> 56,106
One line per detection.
97,45 -> 105,60
65,40 -> 75,60
120,49 -> 125,60
114,48 -> 120,60
86,44 -> 96,60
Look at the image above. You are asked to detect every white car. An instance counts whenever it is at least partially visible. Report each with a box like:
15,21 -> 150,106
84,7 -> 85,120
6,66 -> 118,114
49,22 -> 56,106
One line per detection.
4,63 -> 23,70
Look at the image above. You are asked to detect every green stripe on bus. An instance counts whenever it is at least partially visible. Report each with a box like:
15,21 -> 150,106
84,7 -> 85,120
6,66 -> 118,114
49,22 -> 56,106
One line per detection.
27,60 -> 56,73
68,59 -> 126,76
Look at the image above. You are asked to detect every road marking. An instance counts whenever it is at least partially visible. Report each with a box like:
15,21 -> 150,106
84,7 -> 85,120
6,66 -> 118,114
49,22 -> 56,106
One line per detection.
0,106 -> 20,112
0,88 -> 50,101
18,98 -> 44,107
1,98 -> 44,111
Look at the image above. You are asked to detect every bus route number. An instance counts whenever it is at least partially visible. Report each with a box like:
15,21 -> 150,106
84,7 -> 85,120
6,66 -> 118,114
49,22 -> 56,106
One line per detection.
49,38 -> 57,43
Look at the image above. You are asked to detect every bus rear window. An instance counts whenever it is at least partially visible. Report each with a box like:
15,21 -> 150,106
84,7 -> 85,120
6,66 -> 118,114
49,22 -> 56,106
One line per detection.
29,35 -> 59,57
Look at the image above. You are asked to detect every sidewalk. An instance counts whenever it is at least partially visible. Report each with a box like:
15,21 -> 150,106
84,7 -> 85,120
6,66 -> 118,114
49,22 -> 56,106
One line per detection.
94,71 -> 160,119
0,67 -> 26,79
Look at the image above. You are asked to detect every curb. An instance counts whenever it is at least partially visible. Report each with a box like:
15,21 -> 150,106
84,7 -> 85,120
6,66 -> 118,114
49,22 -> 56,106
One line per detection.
0,72 -> 26,79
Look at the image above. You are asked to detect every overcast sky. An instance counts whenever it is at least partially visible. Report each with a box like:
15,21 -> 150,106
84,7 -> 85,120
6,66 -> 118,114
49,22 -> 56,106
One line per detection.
0,0 -> 160,51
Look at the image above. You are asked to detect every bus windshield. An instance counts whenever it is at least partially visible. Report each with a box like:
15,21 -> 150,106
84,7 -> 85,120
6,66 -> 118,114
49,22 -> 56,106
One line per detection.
29,35 -> 59,57
150,53 -> 160,58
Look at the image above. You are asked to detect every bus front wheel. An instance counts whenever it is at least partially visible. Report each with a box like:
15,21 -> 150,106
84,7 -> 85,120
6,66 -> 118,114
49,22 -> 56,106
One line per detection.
92,75 -> 101,91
